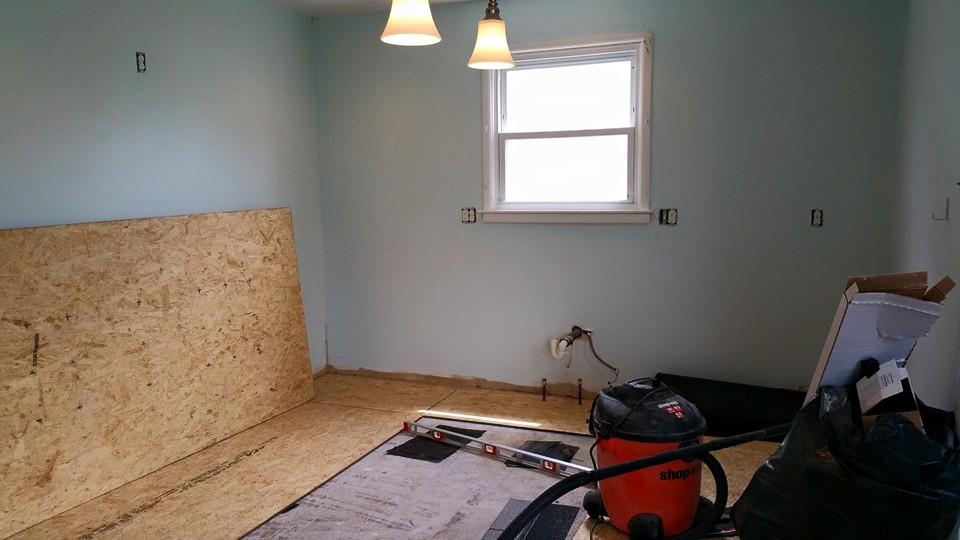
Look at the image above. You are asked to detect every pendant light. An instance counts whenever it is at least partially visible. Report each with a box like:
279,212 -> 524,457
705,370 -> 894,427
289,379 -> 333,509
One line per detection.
468,0 -> 515,70
381,0 -> 442,46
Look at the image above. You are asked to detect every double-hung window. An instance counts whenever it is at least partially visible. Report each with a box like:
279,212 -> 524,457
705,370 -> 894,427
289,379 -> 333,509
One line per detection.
481,35 -> 652,223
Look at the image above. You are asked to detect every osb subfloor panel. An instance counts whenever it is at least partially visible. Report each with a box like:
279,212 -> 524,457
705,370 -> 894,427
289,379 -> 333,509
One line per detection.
0,208 -> 313,537
9,403 -> 406,540
12,376 -> 779,540
313,373 -> 456,413
427,386 -> 594,434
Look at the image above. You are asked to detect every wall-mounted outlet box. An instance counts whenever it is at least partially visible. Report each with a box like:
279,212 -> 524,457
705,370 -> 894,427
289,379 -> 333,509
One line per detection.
659,208 -> 678,226
811,209 -> 824,227
136,52 -> 146,73
461,207 -> 477,224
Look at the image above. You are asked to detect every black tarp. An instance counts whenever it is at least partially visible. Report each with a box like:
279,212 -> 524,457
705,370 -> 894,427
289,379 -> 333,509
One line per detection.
734,386 -> 960,540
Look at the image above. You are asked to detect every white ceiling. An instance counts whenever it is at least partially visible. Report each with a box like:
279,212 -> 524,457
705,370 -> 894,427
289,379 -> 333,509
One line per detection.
271,0 -> 472,16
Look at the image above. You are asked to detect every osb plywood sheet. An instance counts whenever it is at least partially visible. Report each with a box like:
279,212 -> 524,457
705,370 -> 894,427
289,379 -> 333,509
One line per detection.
428,388 -> 592,434
10,403 -> 406,540
313,373 -> 456,413
0,208 -> 313,537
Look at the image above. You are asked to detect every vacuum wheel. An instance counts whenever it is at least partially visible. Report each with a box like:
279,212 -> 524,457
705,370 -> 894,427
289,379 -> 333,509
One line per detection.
582,489 -> 606,520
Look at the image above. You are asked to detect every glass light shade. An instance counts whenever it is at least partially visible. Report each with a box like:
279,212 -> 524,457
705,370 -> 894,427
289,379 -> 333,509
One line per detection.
468,18 -> 515,70
380,0 -> 442,46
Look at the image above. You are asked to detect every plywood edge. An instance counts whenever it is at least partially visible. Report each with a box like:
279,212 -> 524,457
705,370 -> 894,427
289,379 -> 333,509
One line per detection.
0,207 -> 294,234
324,365 -> 598,400
274,207 -> 314,404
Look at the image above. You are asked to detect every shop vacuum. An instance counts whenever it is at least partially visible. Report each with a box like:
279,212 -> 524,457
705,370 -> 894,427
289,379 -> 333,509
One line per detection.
497,379 -> 791,540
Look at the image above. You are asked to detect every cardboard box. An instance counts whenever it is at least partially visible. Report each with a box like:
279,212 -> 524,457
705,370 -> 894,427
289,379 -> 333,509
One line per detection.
855,360 -> 923,430
846,271 -> 928,299
923,276 -> 957,303
805,273 -> 952,405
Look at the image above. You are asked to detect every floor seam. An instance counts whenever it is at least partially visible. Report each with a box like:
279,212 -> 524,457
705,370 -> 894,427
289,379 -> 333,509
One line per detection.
309,399 -> 428,416
424,388 -> 459,412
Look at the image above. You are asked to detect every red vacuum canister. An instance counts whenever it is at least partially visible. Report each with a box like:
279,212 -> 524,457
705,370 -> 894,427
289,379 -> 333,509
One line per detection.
587,378 -> 707,538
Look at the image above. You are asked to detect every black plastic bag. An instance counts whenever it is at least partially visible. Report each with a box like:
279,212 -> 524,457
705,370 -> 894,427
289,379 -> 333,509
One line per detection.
733,386 -> 960,540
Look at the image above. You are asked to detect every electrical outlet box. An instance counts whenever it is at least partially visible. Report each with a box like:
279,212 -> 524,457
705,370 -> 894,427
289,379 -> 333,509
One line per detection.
811,209 -> 824,227
659,208 -> 678,226
461,207 -> 477,224
136,52 -> 146,73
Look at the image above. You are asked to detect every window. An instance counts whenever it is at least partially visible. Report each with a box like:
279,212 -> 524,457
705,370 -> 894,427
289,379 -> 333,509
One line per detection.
481,36 -> 652,223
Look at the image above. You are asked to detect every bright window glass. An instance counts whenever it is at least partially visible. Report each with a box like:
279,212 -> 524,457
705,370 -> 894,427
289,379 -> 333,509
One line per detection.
480,37 -> 652,222
502,59 -> 634,133
503,135 -> 630,202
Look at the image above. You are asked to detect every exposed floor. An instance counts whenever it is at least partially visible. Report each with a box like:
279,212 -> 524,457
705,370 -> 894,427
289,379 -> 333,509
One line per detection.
9,403 -> 408,540
245,418 -> 595,539
8,373 -> 779,539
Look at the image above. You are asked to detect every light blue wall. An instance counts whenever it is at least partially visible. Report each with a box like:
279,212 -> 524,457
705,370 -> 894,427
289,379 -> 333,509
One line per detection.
0,0 -> 327,370
315,0 -> 907,391
896,0 -> 960,410
3,0 -> 933,397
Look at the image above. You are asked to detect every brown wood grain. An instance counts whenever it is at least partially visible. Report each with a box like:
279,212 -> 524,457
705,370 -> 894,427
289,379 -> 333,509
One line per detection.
4,374 -> 776,540
0,208 -> 313,537
8,403 -> 405,540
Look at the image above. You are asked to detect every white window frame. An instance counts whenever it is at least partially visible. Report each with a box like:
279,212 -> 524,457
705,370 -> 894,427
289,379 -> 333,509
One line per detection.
481,34 -> 653,224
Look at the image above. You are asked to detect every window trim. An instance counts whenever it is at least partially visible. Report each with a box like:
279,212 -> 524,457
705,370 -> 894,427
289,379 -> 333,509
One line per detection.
480,34 -> 653,224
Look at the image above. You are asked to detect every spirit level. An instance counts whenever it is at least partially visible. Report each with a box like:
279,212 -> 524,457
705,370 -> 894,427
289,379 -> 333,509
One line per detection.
400,421 -> 593,477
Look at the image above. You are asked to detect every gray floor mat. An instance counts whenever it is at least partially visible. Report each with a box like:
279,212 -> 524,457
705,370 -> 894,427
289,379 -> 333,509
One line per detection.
245,419 -> 593,539
385,425 -> 488,463
483,499 -> 581,540
505,441 -> 581,471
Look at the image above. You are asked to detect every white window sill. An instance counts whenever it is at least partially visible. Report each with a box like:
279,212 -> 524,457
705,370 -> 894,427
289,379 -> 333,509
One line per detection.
481,210 -> 652,224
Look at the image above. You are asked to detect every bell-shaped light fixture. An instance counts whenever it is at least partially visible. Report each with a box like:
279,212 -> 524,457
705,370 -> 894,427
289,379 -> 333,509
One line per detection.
468,0 -> 515,70
381,0 -> 442,46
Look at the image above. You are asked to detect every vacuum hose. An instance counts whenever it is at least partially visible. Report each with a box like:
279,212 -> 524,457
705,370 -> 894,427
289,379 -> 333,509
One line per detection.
664,452 -> 727,540
497,422 -> 792,540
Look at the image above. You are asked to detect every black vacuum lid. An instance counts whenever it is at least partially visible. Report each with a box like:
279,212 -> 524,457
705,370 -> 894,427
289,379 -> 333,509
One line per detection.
590,378 -> 706,443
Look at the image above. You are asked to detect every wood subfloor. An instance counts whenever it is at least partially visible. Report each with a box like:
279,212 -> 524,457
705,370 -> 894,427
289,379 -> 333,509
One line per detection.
7,373 -> 778,539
